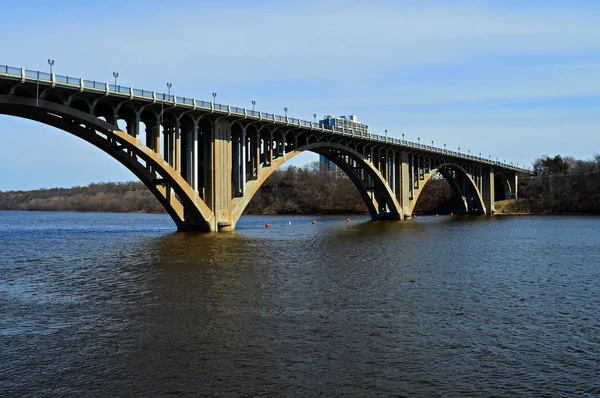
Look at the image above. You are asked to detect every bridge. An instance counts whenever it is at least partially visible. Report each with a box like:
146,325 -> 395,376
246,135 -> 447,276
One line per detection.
0,64 -> 531,231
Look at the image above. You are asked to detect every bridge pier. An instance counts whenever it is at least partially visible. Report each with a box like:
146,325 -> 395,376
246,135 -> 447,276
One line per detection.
482,166 -> 495,215
208,118 -> 234,231
399,151 -> 411,219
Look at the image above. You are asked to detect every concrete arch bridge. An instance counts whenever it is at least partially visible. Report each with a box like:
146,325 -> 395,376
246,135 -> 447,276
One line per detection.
0,65 -> 530,231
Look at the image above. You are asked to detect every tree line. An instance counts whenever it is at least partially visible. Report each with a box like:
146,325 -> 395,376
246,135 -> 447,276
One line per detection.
0,181 -> 164,213
2,155 -> 599,216
514,154 -> 600,214
0,162 -> 452,215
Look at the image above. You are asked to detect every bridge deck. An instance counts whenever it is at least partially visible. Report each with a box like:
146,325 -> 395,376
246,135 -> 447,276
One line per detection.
0,64 -> 529,173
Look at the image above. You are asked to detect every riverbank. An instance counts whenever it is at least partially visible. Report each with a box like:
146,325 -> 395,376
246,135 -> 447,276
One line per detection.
493,199 -> 535,215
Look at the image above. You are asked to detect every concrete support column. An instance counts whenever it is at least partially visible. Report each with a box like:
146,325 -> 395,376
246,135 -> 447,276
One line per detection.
410,153 -> 415,198
202,124 -> 211,201
192,120 -> 199,191
400,151 -> 411,219
232,130 -> 240,196
180,121 -> 191,185
391,151 -> 397,195
268,132 -> 273,165
127,115 -> 139,138
241,127 -> 247,194
163,126 -> 171,165
208,119 -> 233,231
255,131 -> 261,177
174,121 -> 181,172
482,166 -> 495,215
154,120 -> 161,155
512,174 -> 518,199
144,121 -> 154,151
382,150 -> 388,184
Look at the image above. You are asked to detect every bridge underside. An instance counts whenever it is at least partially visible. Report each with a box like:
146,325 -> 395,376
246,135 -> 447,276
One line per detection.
0,76 -> 522,231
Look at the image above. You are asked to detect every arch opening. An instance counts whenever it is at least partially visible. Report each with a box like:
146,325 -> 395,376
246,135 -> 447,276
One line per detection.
494,173 -> 511,201
412,172 -> 454,214
243,161 -> 367,216
410,163 -> 486,216
232,142 -> 403,225
0,95 -> 213,231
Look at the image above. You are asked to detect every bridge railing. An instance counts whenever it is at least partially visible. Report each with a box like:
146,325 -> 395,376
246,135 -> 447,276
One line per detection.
0,63 -> 531,173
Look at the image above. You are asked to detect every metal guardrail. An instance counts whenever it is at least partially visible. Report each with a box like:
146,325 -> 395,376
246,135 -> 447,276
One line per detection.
0,64 -> 531,173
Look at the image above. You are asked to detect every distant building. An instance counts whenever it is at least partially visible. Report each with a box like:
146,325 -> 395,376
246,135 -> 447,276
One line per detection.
319,154 -> 336,171
319,114 -> 368,135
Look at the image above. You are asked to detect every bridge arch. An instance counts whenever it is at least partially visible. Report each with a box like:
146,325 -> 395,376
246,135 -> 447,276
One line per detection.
232,141 -> 402,226
409,162 -> 486,216
0,95 -> 215,231
494,172 -> 512,201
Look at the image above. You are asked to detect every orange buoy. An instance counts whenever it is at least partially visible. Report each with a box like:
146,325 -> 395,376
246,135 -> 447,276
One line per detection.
346,218 -> 350,222
312,220 -> 316,225
435,214 -> 439,217
450,212 -> 454,216
265,223 -> 270,228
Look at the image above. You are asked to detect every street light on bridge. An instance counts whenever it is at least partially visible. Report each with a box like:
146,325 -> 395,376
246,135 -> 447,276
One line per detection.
418,137 -> 420,145
385,129 -> 387,138
313,113 -> 317,123
252,100 -> 256,111
284,107 -> 288,118
431,140 -> 434,147
402,133 -> 405,142
212,92 -> 217,104
47,59 -> 54,74
458,147 -> 460,153
113,72 -> 119,89
166,82 -> 172,99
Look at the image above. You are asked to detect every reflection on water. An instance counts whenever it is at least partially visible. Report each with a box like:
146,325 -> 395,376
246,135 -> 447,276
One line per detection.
1,211 -> 599,396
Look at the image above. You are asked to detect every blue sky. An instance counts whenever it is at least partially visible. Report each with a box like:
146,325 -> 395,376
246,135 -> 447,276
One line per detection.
1,0 -> 599,190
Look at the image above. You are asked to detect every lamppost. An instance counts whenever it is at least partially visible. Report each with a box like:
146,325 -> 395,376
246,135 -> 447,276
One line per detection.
418,137 -> 420,145
47,59 -> 54,74
252,100 -> 256,111
431,140 -> 434,147
402,133 -> 405,141
468,149 -> 470,156
113,72 -> 119,89
444,143 -> 447,151
313,113 -> 317,123
385,129 -> 388,138
212,92 -> 217,104
458,147 -> 461,153
284,107 -> 288,118
166,82 -> 172,98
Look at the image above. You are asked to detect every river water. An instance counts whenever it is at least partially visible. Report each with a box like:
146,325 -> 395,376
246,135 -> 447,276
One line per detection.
0,211 -> 599,396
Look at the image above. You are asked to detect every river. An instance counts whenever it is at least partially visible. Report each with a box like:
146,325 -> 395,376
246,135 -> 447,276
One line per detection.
1,211 -> 599,396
